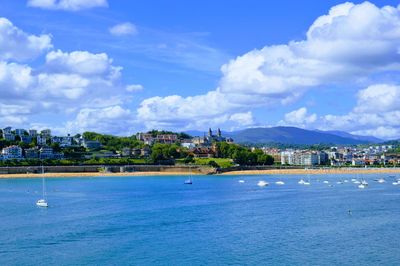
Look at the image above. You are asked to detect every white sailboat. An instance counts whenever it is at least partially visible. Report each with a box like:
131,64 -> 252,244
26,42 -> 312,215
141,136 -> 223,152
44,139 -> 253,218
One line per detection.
36,165 -> 48,207
184,166 -> 193,184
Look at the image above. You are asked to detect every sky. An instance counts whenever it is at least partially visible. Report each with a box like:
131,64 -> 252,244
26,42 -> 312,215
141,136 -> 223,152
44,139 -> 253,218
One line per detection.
1,0 -> 400,139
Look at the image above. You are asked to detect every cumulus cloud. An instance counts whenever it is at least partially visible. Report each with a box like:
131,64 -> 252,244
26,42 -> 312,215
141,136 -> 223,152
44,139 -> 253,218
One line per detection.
65,105 -> 134,134
281,107 -> 317,128
288,84 -> 400,139
27,0 -> 108,11
0,17 -> 52,62
137,1 -> 400,131
0,17 -> 144,133
109,22 -> 138,36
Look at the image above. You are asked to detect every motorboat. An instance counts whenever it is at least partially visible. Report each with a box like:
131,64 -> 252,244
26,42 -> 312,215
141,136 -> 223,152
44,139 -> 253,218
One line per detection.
257,181 -> 269,187
275,181 -> 285,185
238,180 -> 245,183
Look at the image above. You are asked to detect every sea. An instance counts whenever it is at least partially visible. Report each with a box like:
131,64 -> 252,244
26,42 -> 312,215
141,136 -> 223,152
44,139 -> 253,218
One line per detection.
0,174 -> 399,265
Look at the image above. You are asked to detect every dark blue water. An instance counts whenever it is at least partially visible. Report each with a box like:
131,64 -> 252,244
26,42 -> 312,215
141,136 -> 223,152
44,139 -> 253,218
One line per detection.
1,174 -> 400,265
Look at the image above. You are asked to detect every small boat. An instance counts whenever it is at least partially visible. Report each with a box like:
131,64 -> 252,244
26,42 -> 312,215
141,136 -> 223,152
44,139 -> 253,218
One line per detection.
344,180 -> 349,183
337,181 -> 343,185
184,167 -> 193,184
238,180 -> 245,183
351,178 -> 357,182
36,165 -> 48,208
257,180 -> 269,187
376,178 -> 385,183
323,180 -> 329,184
353,180 -> 361,184
392,181 -> 399,186
358,180 -> 368,189
36,199 -> 48,207
275,181 -> 285,185
298,179 -> 306,185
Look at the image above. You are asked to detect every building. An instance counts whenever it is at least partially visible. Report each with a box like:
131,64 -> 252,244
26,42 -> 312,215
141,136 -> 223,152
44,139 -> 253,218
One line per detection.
155,134 -> 178,144
37,135 -> 47,146
20,135 -> 32,144
15,129 -> 26,136
25,148 -> 39,159
121,147 -> 131,157
136,133 -> 154,145
28,129 -> 37,137
190,147 -> 216,158
39,147 -> 54,159
51,136 -> 73,147
141,146 -> 151,157
82,140 -> 101,149
2,146 -> 23,160
40,129 -> 51,137
281,151 -> 295,165
3,133 -> 15,141
3,127 -> 12,134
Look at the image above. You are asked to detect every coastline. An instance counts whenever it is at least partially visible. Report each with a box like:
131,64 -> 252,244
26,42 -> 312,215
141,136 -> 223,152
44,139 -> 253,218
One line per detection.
0,168 -> 400,178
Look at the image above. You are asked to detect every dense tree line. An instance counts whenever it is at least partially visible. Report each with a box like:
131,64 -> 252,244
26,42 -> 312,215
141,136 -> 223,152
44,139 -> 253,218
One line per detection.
150,143 -> 188,163
82,132 -> 143,151
215,142 -> 274,166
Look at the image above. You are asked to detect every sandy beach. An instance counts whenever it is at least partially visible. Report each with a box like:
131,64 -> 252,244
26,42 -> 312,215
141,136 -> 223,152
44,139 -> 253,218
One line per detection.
0,168 -> 400,178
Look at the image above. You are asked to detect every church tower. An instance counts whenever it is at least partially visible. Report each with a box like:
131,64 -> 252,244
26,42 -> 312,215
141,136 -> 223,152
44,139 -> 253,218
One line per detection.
217,128 -> 222,137
208,128 -> 212,137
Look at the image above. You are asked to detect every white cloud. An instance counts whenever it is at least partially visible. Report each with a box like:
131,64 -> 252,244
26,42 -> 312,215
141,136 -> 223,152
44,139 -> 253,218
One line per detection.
126,84 -> 143,92
354,84 -> 400,113
0,17 -> 52,62
281,107 -> 317,128
109,23 -> 138,36
229,112 -> 254,126
27,0 -> 108,11
65,105 -> 134,135
137,2 -> 400,131
45,50 -> 121,78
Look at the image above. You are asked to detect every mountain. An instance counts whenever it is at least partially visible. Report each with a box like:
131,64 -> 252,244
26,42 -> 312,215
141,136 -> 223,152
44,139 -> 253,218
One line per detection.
185,127 -> 378,145
314,130 -> 383,143
229,127 -> 374,145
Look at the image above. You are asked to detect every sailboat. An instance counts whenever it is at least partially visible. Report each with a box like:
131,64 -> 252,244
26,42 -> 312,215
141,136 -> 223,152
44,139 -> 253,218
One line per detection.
184,166 -> 193,184
36,165 -> 48,207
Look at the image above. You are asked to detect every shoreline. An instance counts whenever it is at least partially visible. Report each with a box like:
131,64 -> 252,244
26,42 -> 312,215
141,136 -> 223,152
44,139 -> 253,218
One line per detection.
0,168 -> 400,178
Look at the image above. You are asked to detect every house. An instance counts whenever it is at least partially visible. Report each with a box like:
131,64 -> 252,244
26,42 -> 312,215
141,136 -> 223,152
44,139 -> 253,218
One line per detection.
28,129 -> 37,137
39,147 -> 54,159
136,133 -> 154,145
3,127 -> 12,134
121,147 -> 131,157
82,139 -> 101,149
132,148 -> 141,156
51,136 -> 73,147
15,129 -> 26,136
25,148 -> 39,159
3,133 -> 15,141
37,135 -> 47,146
190,147 -> 216,158
2,146 -> 23,160
141,146 -> 151,157
20,135 -> 32,144
155,134 -> 178,144
40,129 -> 51,137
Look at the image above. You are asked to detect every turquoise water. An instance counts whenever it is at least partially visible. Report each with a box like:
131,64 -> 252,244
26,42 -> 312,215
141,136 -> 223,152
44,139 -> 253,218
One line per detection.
1,174 -> 400,265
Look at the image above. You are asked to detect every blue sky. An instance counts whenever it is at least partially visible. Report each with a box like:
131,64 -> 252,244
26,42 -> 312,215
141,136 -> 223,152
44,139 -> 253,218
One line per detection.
1,0 -> 400,139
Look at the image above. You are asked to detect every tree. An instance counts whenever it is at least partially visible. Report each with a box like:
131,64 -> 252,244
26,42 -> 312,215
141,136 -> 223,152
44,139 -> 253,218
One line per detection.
208,160 -> 220,168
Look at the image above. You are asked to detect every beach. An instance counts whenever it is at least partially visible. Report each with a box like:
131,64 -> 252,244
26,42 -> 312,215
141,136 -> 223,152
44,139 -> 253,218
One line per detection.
0,167 -> 400,178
